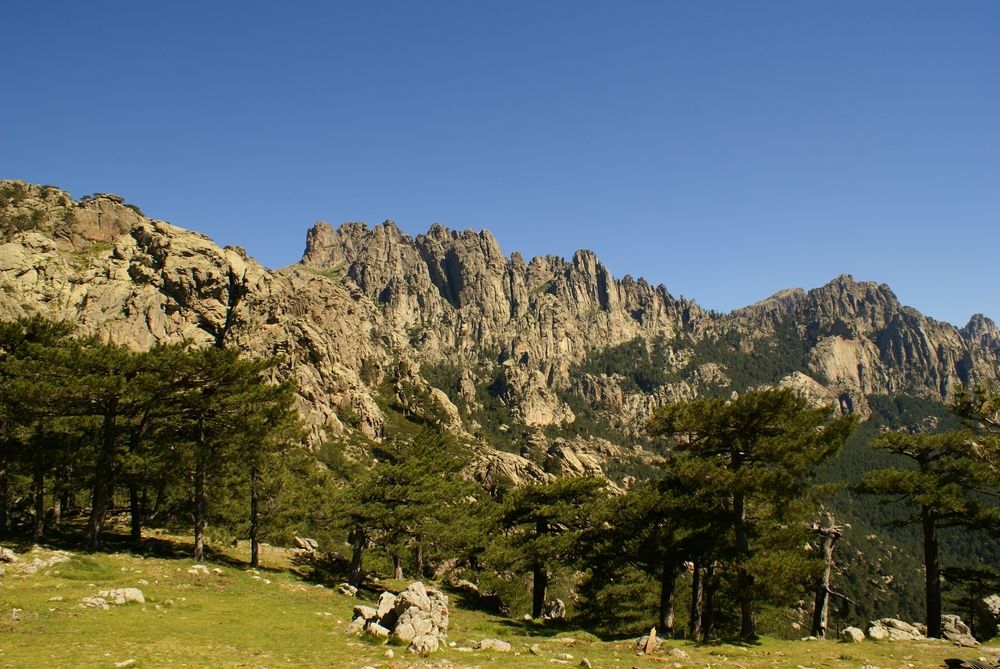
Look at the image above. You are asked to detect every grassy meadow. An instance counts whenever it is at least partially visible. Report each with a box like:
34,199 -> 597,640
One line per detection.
0,528 -> 995,669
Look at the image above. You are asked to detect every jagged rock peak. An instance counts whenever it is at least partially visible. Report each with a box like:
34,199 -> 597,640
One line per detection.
733,287 -> 807,320
962,314 -> 1000,351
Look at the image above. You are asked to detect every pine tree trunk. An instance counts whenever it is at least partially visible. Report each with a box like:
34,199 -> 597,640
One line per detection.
129,479 -> 142,547
702,563 -> 716,642
193,449 -> 207,562
415,542 -> 425,577
32,466 -> 44,539
249,467 -> 260,569
0,459 -> 8,536
50,491 -> 61,529
87,409 -> 118,549
689,561 -> 703,641
922,505 -> 942,638
349,532 -> 365,588
393,554 -> 403,580
532,560 -> 548,619
658,553 -> 676,636
734,492 -> 756,639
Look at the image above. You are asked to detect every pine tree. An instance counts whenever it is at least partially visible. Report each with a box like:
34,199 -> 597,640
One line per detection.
857,430 -> 1000,638
498,476 -> 606,619
337,429 -> 487,585
170,346 -> 294,562
647,388 -> 855,639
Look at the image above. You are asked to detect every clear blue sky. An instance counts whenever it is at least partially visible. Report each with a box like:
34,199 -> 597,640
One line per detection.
2,1 -> 998,326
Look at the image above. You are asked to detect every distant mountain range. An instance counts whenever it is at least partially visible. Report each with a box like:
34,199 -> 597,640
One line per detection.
2,179 -> 998,488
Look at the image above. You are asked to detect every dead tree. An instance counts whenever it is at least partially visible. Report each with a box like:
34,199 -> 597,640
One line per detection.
808,512 -> 853,638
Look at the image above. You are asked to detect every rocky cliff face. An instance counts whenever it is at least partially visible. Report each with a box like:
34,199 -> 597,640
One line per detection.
0,182 -> 393,443
302,219 -> 999,428
2,180 -> 997,488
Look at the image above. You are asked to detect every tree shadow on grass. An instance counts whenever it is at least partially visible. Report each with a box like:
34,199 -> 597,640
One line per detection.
492,616 -> 581,638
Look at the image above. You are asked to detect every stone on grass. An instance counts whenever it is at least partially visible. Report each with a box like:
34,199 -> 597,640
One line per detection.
353,605 -> 377,620
635,627 -> 662,653
364,621 -> 390,637
80,596 -> 110,609
841,626 -> 865,643
96,588 -> 145,605
942,614 -> 980,647
867,618 -> 924,641
475,638 -> 512,652
410,633 -> 439,656
345,616 -> 366,634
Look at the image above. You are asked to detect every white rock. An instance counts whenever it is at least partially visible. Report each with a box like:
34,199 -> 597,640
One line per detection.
96,588 -> 144,605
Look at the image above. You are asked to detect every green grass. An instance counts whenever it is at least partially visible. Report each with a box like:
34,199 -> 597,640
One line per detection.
0,529 -> 995,668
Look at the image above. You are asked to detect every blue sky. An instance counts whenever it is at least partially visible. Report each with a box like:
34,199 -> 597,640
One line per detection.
2,1 -> 998,325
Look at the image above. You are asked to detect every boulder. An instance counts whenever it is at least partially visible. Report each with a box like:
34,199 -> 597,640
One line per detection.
364,621 -> 390,637
344,581 -> 448,655
543,597 -> 566,621
345,617 -> 366,634
96,588 -> 145,605
634,634 -> 663,652
353,605 -> 377,620
942,614 -> 979,647
0,547 -> 17,563
841,626 -> 865,643
293,536 -> 319,552
410,634 -> 439,656
338,583 -> 358,597
867,618 -> 924,641
475,639 -> 512,652
976,594 -> 1000,640
80,596 -> 110,609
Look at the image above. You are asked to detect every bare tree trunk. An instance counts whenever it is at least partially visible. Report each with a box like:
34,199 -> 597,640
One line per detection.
810,514 -> 843,638
922,505 -> 942,638
689,561 -> 703,641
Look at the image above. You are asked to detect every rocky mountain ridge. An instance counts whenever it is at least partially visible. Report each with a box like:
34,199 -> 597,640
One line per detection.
1,180 -> 997,488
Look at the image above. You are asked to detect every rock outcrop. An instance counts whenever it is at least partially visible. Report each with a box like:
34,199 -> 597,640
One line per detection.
346,582 -> 448,655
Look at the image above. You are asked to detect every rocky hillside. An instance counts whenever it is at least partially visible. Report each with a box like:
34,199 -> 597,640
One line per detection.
1,180 -> 997,487
301,217 -> 1000,432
